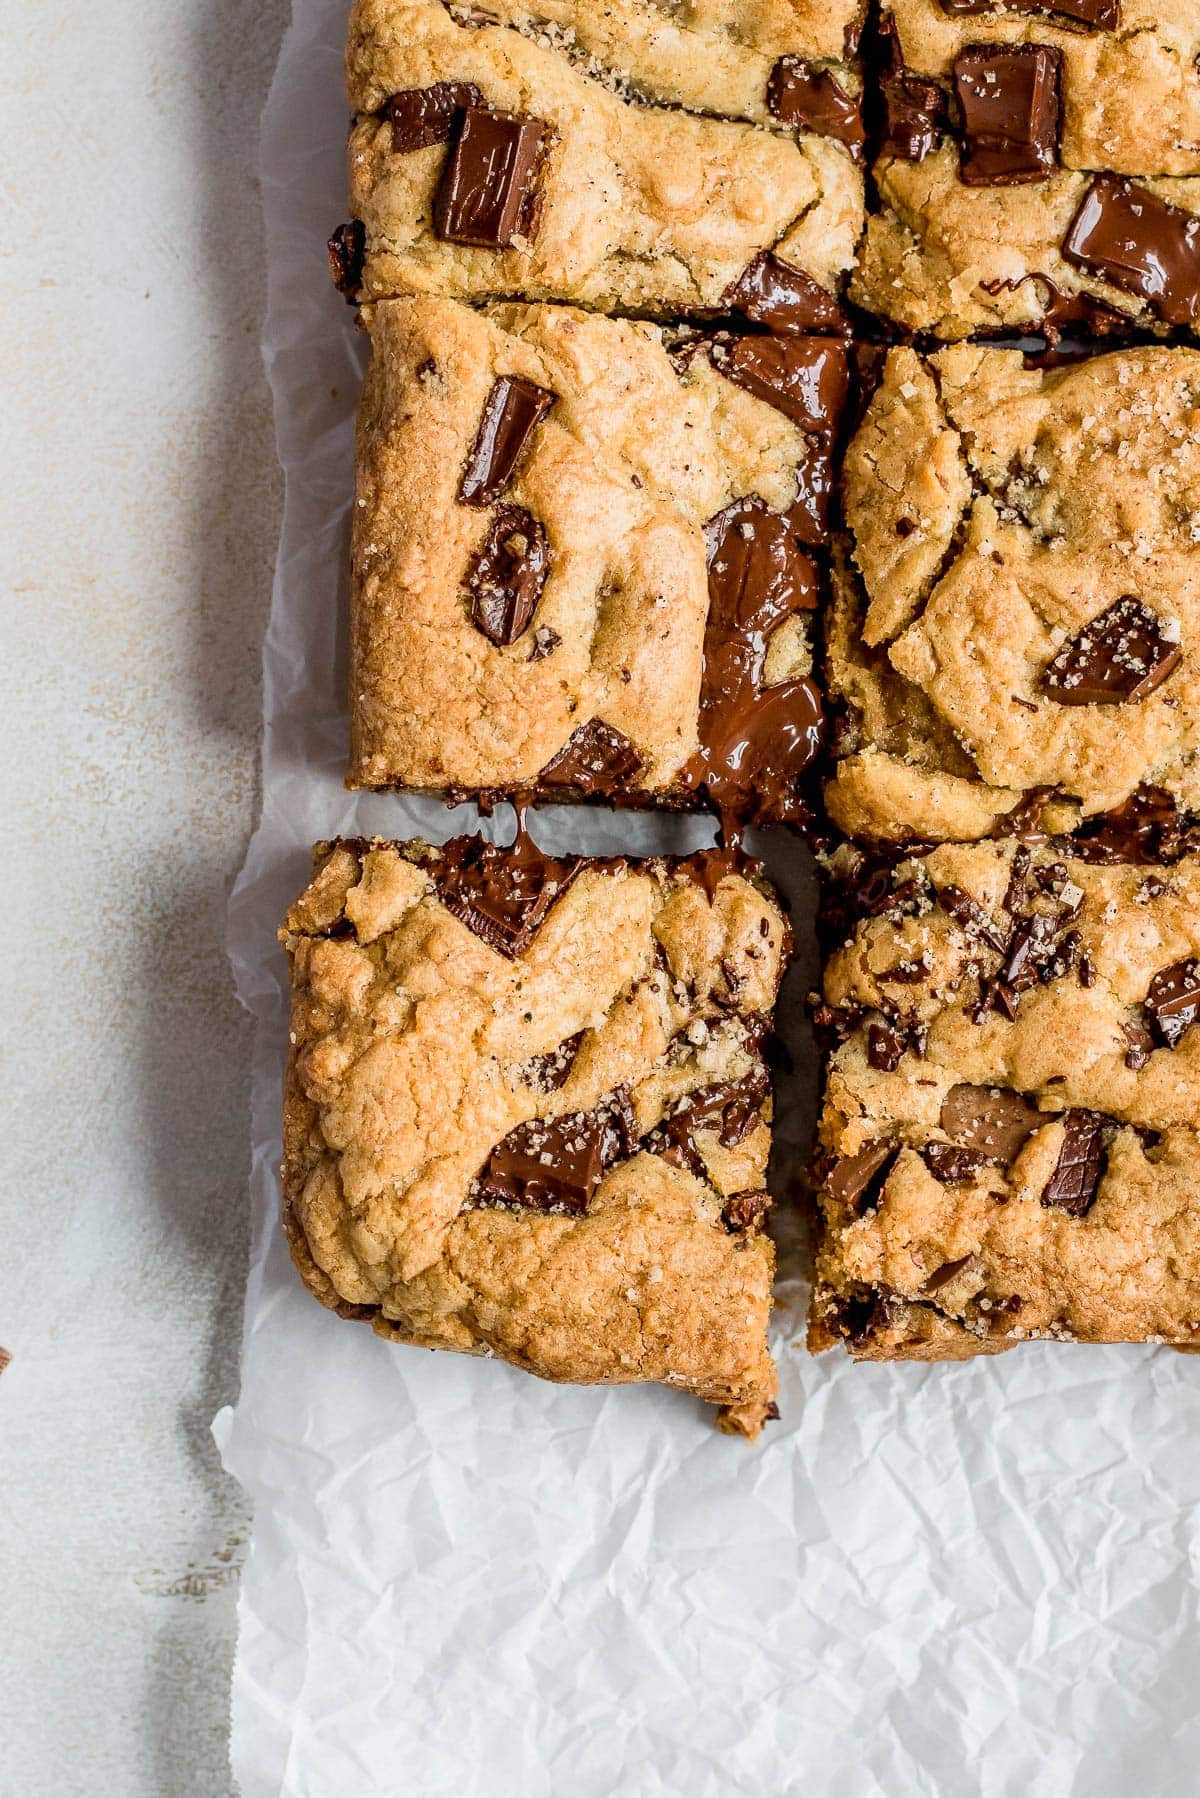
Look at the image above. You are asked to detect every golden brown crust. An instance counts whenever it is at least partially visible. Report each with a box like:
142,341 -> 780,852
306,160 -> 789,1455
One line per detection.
280,837 -> 790,1433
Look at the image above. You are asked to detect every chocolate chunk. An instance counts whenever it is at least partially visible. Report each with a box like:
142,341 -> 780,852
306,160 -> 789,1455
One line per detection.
723,254 -> 849,337
880,17 -> 947,161
327,219 -> 366,300
539,718 -> 645,795
475,1093 -> 632,1214
939,1084 -> 1041,1164
685,499 -> 823,827
766,57 -> 866,160
523,1031 -> 584,1094
645,1068 -> 771,1177
459,376 -> 557,507
939,0 -> 1119,25
1040,597 -> 1182,706
921,1142 -> 988,1184
936,883 -> 1007,951
438,822 -> 580,957
825,1140 -> 898,1214
529,625 -> 561,662
466,505 -> 550,647
434,106 -> 549,248
1071,786 -> 1182,864
1144,959 -> 1200,1050
386,81 -> 484,152
1041,1109 -> 1108,1216
786,439 -> 837,549
998,912 -> 1063,993
836,1287 -> 902,1347
721,1189 -> 772,1234
954,45 -> 1061,186
867,1020 -> 906,1071
1123,1021 -> 1153,1070
1063,177 -> 1200,328
711,336 -> 850,435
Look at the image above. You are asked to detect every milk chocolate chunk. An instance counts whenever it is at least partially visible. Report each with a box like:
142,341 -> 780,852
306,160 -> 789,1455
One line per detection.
939,0 -> 1119,26
459,376 -> 556,507
466,505 -> 550,647
711,337 -> 850,434
1041,1109 -> 1107,1217
437,824 -> 579,956
1040,597 -> 1182,705
723,254 -> 849,337
921,1142 -> 988,1184
1063,177 -> 1200,328
327,219 -> 366,300
386,81 -> 484,152
766,57 -> 866,160
939,1084 -> 1041,1164
475,1096 -> 630,1214
953,45 -> 1061,186
1144,959 -> 1200,1050
825,1140 -> 898,1213
539,718 -> 645,794
434,106 -> 549,248
880,18 -> 947,162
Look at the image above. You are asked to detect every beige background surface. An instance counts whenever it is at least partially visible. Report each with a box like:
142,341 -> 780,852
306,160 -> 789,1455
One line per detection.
1,2 -> 291,1789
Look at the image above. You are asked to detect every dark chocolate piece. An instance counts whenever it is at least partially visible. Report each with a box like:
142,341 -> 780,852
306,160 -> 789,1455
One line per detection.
1124,1021 -> 1153,1070
1144,959 -> 1200,1050
474,1092 -> 633,1214
939,0 -> 1119,26
936,883 -> 1007,951
539,719 -> 645,795
867,1020 -> 906,1071
459,376 -> 556,507
1041,1109 -> 1108,1216
644,1068 -> 770,1177
328,219 -> 366,301
939,1084 -> 1041,1164
721,1189 -> 772,1234
766,57 -> 866,160
880,17 -> 947,161
921,1142 -> 988,1184
466,505 -> 550,647
825,1140 -> 898,1214
711,336 -> 850,435
386,81 -> 484,152
1040,597 -> 1182,706
723,254 -> 849,337
1070,786 -> 1182,864
953,45 -> 1061,186
786,440 -> 837,549
685,498 -> 823,826
437,823 -> 580,957
523,1031 -> 584,1094
434,105 -> 549,248
1063,177 -> 1200,328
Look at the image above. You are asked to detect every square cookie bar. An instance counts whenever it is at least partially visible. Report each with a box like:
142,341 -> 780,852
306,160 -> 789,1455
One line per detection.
280,830 -> 792,1434
350,291 -> 849,828
810,836 -> 1200,1359
826,343 -> 1200,848
852,2 -> 1200,338
332,0 -> 864,315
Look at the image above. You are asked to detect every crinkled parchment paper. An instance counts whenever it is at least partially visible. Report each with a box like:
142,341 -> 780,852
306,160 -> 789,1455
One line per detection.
215,5 -> 1200,1790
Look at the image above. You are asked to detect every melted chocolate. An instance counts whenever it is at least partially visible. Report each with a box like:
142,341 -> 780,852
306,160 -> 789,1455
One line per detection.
538,719 -> 645,795
386,81 -> 483,152
433,106 -> 549,248
953,45 -> 1061,186
437,819 -> 580,957
766,57 -> 866,160
1040,597 -> 1182,705
710,336 -> 850,434
723,254 -> 849,338
466,505 -> 550,646
644,1066 -> 770,1177
459,376 -> 556,507
1063,177 -> 1200,328
879,16 -> 947,161
1071,786 -> 1182,864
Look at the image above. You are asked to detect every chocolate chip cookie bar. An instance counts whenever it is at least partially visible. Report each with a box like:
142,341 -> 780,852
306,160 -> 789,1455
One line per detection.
826,343 -> 1200,847
350,291 -> 848,827
852,2 -> 1200,339
811,836 -> 1200,1358
333,0 -> 864,316
280,829 -> 792,1434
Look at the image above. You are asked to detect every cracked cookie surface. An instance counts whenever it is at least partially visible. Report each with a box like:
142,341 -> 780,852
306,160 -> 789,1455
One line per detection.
826,344 -> 1200,846
852,2 -> 1200,338
811,836 -> 1200,1359
342,0 -> 863,312
280,832 -> 790,1434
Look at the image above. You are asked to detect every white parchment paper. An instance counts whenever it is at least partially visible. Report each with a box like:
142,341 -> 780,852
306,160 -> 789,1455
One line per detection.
216,4 -> 1200,1790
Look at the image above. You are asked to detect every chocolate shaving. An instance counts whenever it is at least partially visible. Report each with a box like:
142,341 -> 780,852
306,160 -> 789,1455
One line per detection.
1063,177 -> 1200,328
1144,959 -> 1200,1050
437,821 -> 580,957
1040,597 -> 1181,706
434,105 -> 549,248
766,57 -> 866,160
939,1084 -> 1041,1165
538,719 -> 645,796
1041,1109 -> 1108,1216
459,376 -> 556,507
386,81 -> 484,152
465,505 -> 550,647
953,45 -> 1061,186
